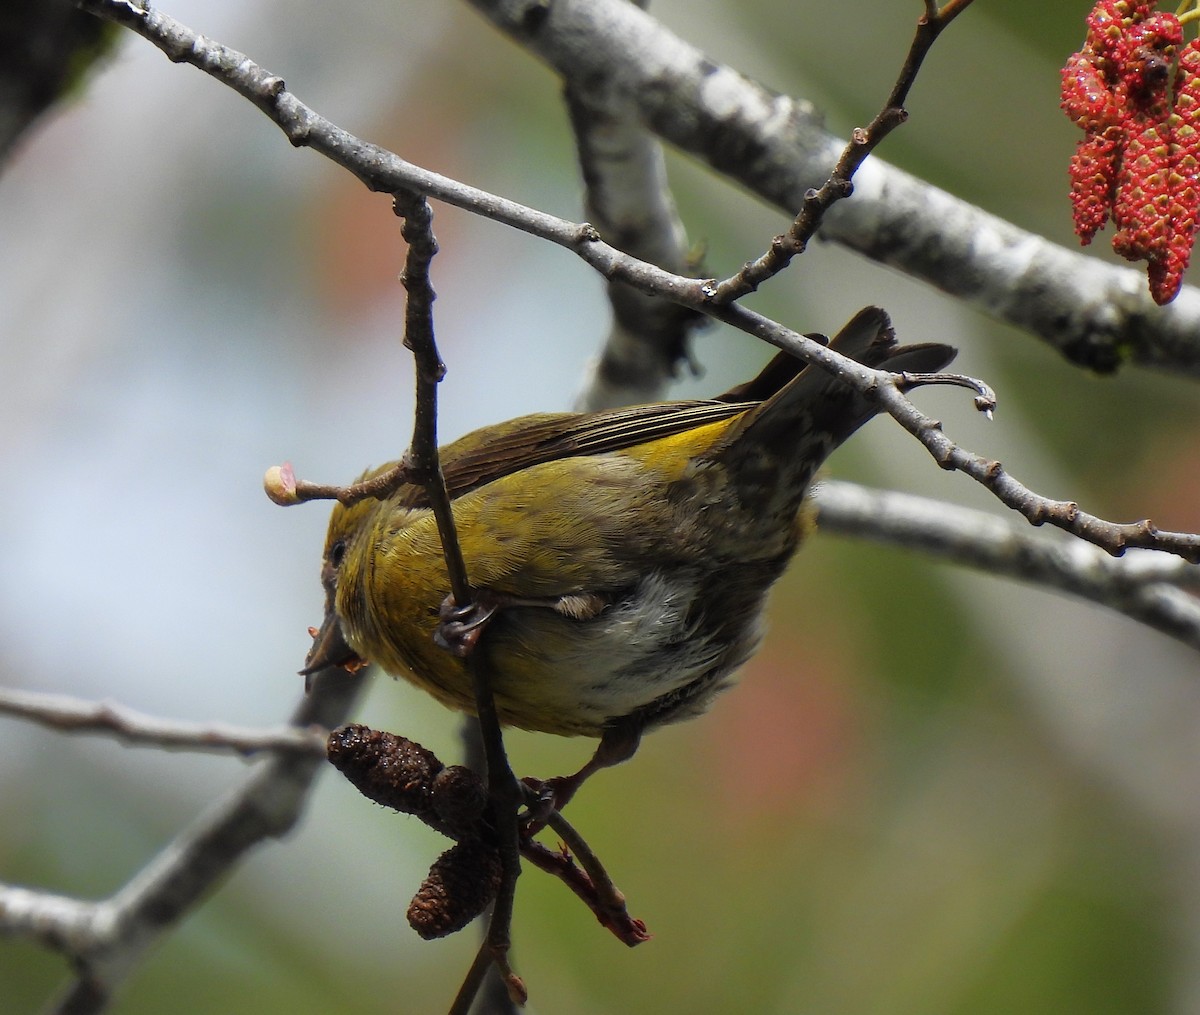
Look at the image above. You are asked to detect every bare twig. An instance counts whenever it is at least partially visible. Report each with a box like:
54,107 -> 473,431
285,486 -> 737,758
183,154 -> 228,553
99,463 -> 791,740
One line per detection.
519,837 -> 650,947
542,810 -> 645,941
898,2 -> 978,108
82,0 -> 1200,380
264,459 -> 416,508
708,300 -> 1200,562
456,721 -> 522,1013
449,942 -> 498,1015
77,1 -> 1200,563
389,191 -> 527,1010
392,193 -> 468,605
709,0 -> 977,302
0,687 -> 327,756
707,113 -> 903,302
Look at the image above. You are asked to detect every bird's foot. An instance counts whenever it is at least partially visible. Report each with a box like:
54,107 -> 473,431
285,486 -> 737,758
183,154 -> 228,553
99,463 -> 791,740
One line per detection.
518,774 -> 580,838
433,592 -> 502,657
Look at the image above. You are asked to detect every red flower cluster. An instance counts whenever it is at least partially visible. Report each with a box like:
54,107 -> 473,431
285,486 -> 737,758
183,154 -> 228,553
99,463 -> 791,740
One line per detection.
1062,0 -> 1200,304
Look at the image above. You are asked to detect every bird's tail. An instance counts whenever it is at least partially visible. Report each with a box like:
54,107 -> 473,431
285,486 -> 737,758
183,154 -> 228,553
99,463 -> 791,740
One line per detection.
702,306 -> 957,520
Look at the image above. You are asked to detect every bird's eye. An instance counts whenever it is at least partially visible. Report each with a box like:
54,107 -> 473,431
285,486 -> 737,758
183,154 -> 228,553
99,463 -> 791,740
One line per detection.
329,538 -> 347,568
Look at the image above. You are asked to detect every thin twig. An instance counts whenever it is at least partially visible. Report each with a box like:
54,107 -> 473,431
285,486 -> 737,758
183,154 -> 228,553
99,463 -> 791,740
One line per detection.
710,299 -> 1200,563
933,0 -> 976,26
542,810 -> 646,941
458,721 -> 521,1014
264,459 -> 417,508
449,941 -> 497,1015
704,116 -> 896,302
519,838 -> 649,947
892,1 -> 979,111
392,193 -> 470,607
709,0 -> 978,302
82,0 -> 1200,385
390,191 -> 526,1011
0,687 -> 327,756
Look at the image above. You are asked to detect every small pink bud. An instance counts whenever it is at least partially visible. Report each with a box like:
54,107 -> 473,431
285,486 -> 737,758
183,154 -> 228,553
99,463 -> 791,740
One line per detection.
263,462 -> 300,505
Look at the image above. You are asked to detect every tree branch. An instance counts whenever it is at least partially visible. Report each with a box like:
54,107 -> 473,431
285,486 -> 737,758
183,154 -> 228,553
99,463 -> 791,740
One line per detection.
462,0 -> 1200,378
0,687 -> 327,755
1,669 -> 362,1013
814,481 -> 1200,651
564,0 -> 704,410
0,0 -> 116,160
709,0 -> 980,302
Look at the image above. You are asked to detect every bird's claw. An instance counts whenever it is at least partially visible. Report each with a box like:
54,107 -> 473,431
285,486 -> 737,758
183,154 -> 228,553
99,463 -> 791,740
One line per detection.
518,775 -> 577,837
434,594 -> 499,657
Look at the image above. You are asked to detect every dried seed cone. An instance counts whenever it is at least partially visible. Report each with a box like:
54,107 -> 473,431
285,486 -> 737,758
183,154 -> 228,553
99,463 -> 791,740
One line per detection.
407,838 -> 503,940
430,764 -> 489,839
325,724 -> 443,818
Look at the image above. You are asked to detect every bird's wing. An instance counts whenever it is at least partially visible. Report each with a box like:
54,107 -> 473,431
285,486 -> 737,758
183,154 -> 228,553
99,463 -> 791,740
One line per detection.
411,400 -> 754,504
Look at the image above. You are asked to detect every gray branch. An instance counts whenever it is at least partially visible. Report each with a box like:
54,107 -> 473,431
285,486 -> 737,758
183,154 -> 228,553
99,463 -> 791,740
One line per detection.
565,0 -> 702,410
463,0 -> 1200,379
0,672 -> 360,1013
0,687 -> 328,756
814,480 -> 1200,650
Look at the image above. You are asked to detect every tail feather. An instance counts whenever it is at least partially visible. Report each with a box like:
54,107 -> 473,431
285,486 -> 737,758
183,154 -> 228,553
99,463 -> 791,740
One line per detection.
702,306 -> 956,520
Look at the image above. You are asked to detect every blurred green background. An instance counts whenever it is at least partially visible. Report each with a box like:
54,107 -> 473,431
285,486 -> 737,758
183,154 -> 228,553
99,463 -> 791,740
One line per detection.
2,1 -> 1199,1012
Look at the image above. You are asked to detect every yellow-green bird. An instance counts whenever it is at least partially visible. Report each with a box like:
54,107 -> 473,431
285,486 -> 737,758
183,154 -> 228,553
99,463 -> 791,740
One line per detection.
304,307 -> 955,805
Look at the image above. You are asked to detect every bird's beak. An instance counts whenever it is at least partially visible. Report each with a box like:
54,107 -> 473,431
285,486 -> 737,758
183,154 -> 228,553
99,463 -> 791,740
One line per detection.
300,610 -> 366,686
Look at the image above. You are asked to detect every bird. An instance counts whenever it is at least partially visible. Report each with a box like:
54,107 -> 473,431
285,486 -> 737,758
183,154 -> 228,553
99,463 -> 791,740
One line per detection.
302,306 -> 956,810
